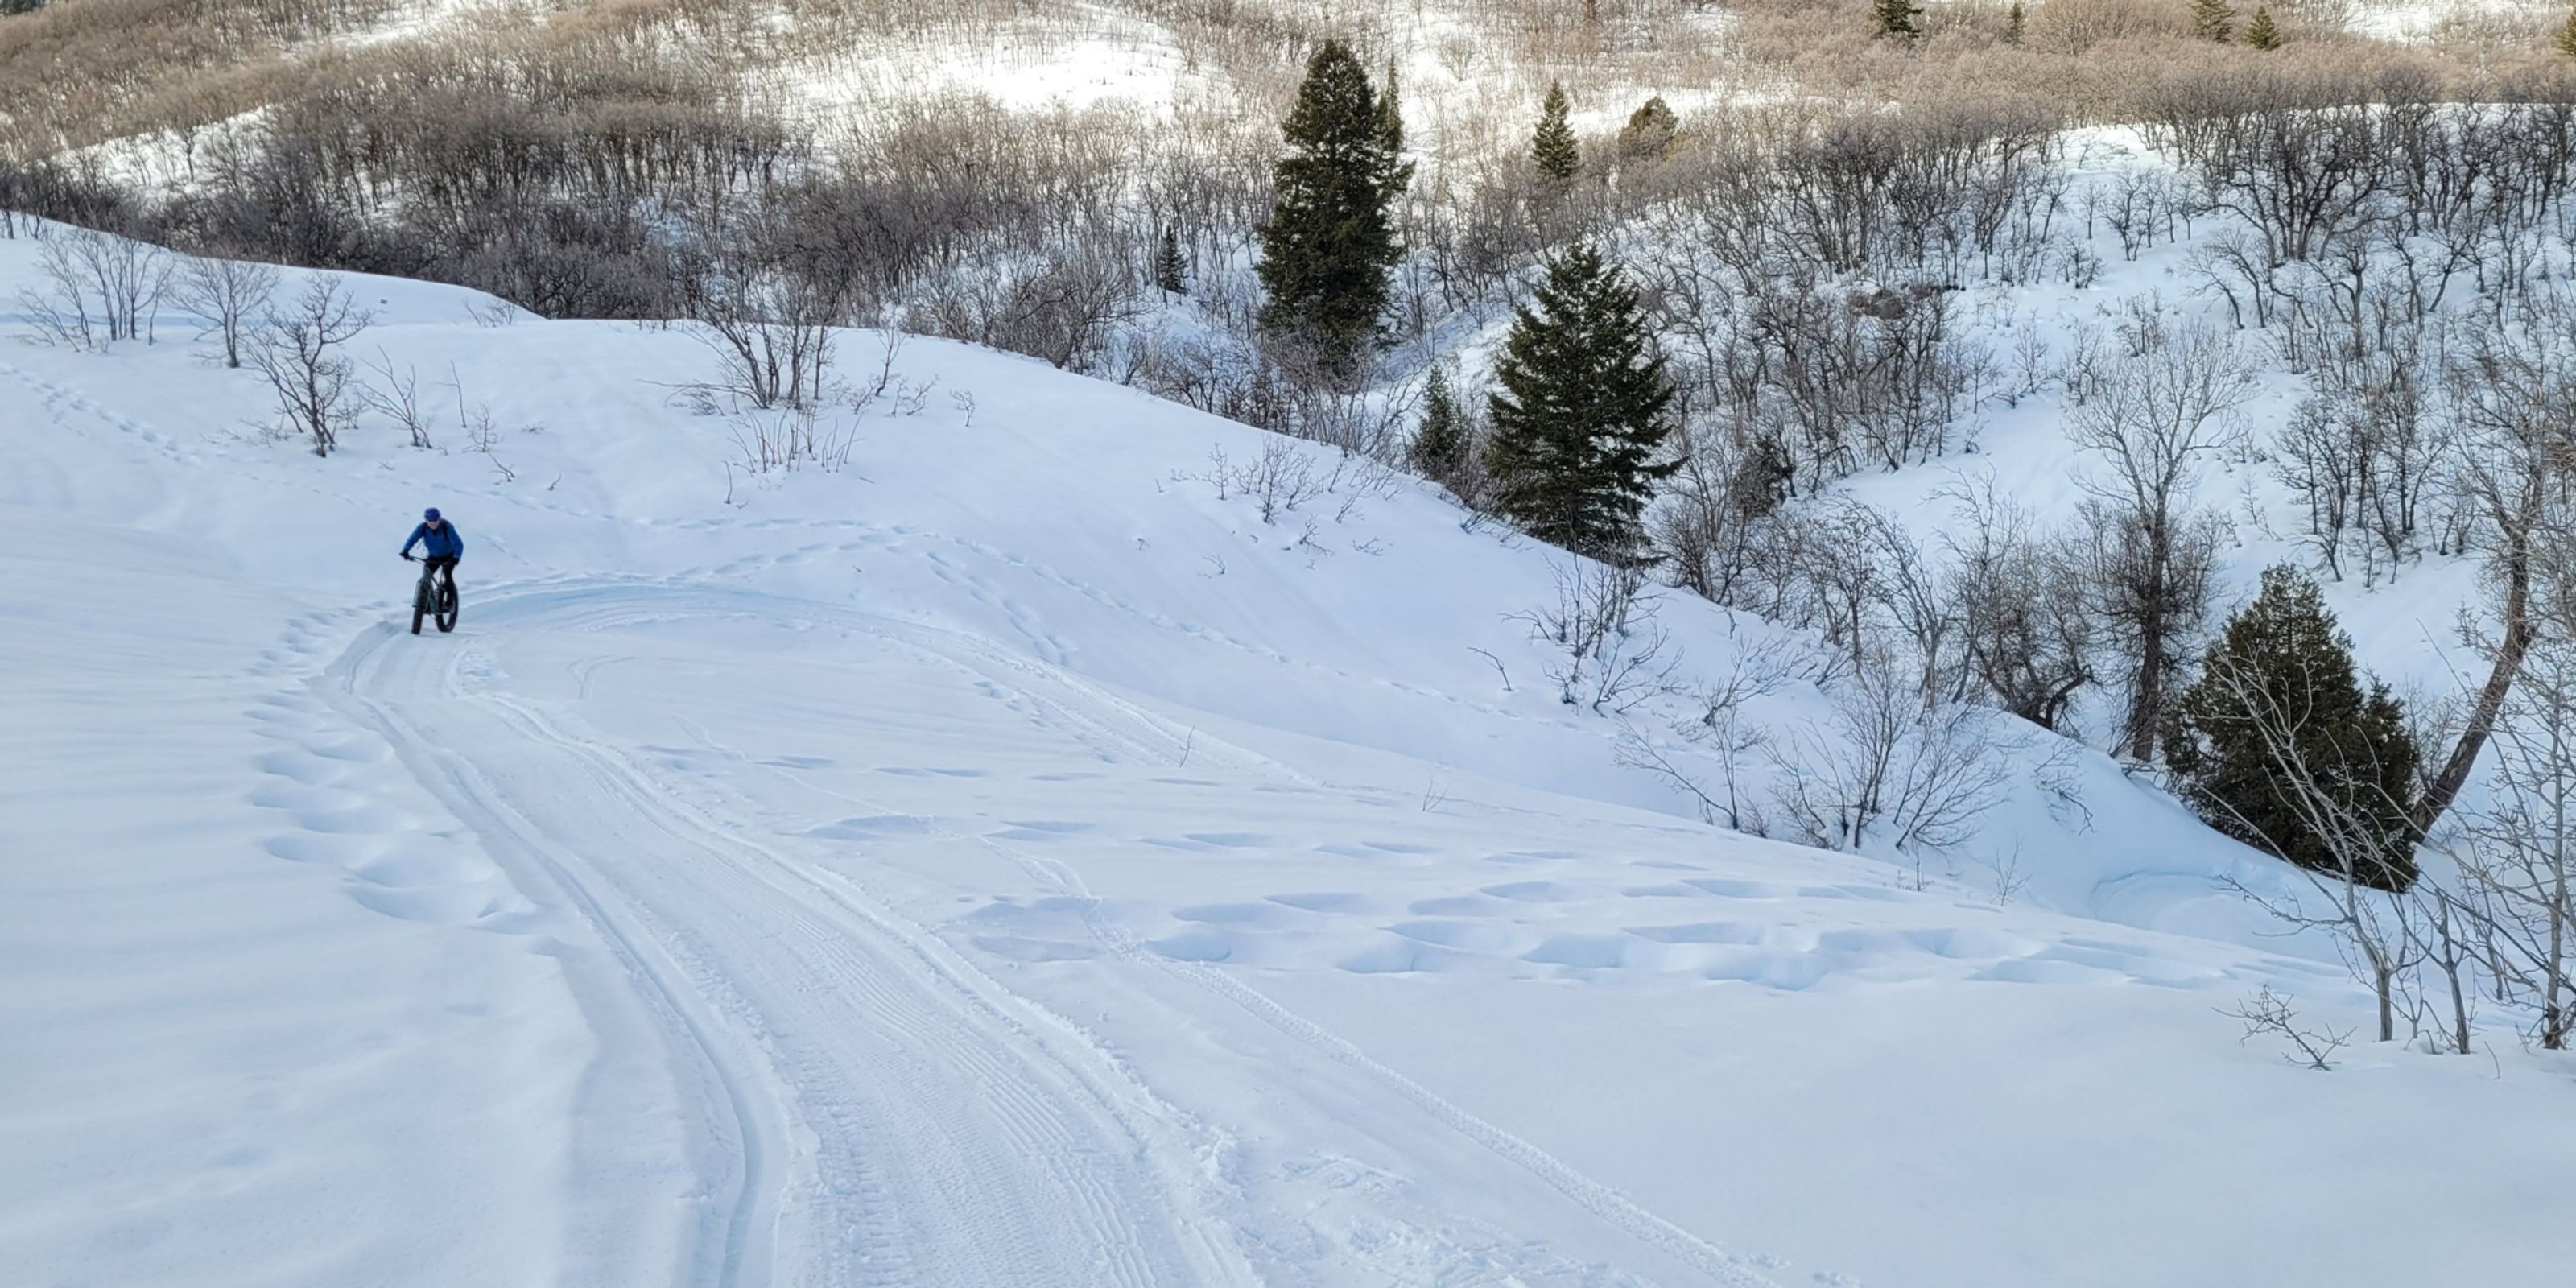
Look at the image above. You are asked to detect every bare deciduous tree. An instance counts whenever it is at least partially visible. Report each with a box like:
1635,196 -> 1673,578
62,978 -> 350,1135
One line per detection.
2448,637 -> 2576,1050
171,253 -> 279,369
19,225 -> 170,350
1942,477 -> 2095,731
245,276 -> 369,456
2413,302 -> 2576,836
2066,321 -> 2259,761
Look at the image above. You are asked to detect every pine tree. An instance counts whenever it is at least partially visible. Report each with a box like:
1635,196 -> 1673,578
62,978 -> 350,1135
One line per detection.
2004,1 -> 2025,44
1154,225 -> 1187,296
1257,41 -> 1414,357
1617,95 -> 1680,163
2166,566 -> 2421,892
1410,365 -> 1468,484
1486,243 -> 1678,559
2558,4 -> 2576,57
2243,5 -> 2281,48
1874,0 -> 1923,37
2191,0 -> 2236,42
1532,82 -> 1580,185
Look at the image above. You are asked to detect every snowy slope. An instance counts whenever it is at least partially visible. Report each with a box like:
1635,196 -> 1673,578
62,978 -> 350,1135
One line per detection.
2,224 -> 2570,1288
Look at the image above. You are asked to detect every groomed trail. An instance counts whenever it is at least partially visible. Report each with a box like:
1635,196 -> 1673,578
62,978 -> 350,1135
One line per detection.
327,582 -> 1262,1288
321,579 -> 1776,1288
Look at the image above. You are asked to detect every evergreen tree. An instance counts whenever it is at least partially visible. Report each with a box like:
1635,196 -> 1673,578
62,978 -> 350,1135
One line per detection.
1257,42 -> 1413,357
2191,0 -> 2236,42
2243,5 -> 2281,48
0,0 -> 47,15
2166,566 -> 2421,892
1532,82 -> 1580,185
1375,60 -> 1406,159
1874,0 -> 1923,37
2004,1 -> 2025,44
1410,365 -> 1468,484
1617,95 -> 1680,163
2558,4 -> 2576,57
1486,243 -> 1678,559
1154,225 -> 1187,296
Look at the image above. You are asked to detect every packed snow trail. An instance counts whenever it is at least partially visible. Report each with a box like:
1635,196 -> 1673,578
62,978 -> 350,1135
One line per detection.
327,584 -> 1262,1288
315,577 -> 1798,1286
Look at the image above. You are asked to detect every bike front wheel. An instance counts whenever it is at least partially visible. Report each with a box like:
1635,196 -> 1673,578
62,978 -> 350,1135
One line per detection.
411,580 -> 428,634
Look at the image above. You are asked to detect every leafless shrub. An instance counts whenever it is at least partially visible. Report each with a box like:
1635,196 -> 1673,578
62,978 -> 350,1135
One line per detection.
1769,652 -> 2014,865
729,406 -> 858,475
1199,440 -> 1326,525
19,224 -> 171,350
1618,630 -> 1801,832
2411,886 -> 2482,1055
1513,558 -> 1682,715
2277,331 -> 2450,585
357,348 -> 432,448
443,364 -> 520,482
916,239 -> 1138,372
682,277 -> 839,413
2222,986 -> 2352,1070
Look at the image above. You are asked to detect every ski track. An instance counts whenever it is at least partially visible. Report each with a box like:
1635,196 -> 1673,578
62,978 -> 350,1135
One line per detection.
318,575 -> 1786,1286
325,582 -> 1259,1288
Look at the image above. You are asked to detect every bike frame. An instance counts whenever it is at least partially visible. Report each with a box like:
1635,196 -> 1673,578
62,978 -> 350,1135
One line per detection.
408,557 -> 460,634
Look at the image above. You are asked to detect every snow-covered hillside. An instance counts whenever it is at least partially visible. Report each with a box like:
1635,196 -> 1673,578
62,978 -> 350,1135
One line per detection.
2,222 -> 2570,1288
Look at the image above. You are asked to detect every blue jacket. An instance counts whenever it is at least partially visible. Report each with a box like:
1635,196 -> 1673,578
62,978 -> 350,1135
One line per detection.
402,521 -> 464,559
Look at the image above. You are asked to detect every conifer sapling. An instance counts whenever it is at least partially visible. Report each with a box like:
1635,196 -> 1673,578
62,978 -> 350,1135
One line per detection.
2244,6 -> 2281,49
1154,226 -> 1187,296
1532,83 -> 1580,185
1410,365 -> 1468,485
2192,0 -> 2236,42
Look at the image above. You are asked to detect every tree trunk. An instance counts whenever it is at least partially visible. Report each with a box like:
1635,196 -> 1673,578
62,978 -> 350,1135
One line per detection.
2126,522 -> 2171,763
2127,634 -> 2164,763
2448,961 -> 2471,1055
2413,535 -> 2533,837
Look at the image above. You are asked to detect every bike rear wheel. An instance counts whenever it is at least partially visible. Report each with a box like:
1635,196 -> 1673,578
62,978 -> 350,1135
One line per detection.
435,580 -> 459,634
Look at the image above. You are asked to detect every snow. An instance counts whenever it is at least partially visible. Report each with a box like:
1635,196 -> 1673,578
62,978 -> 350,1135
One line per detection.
2,215 -> 2570,1287
776,22 -> 1203,120
2347,0 -> 2565,42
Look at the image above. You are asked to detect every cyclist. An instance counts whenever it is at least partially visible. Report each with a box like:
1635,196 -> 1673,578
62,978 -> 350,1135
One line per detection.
400,507 -> 464,593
